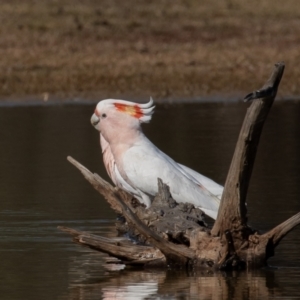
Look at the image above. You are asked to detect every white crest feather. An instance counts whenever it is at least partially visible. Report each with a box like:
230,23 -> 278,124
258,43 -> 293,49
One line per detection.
139,97 -> 155,123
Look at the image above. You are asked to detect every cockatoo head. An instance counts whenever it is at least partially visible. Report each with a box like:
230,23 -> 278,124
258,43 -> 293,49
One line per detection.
91,98 -> 155,136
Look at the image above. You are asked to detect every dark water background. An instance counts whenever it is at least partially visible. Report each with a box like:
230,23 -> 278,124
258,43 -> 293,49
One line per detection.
1,101 -> 300,299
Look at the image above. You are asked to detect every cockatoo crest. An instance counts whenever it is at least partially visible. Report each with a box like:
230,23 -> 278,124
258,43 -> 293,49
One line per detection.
95,98 -> 155,123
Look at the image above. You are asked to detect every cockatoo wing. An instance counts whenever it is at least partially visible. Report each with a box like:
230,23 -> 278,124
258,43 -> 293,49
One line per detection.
155,150 -> 221,207
178,164 -> 223,200
119,137 -> 219,219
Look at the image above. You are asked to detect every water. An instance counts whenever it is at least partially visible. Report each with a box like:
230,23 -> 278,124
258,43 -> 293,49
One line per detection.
1,101 -> 300,299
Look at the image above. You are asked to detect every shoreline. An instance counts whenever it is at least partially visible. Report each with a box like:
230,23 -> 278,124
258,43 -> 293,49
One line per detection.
1,93 -> 299,107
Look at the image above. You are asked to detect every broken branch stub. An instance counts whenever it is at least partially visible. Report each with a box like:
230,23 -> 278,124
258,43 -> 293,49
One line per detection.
262,211 -> 300,247
211,62 -> 285,237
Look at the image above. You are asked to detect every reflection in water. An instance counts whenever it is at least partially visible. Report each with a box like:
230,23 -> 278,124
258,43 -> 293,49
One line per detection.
1,102 -> 300,299
66,257 -> 300,300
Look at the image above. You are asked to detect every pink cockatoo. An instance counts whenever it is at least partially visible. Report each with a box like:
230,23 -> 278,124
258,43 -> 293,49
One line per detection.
90,98 -> 223,219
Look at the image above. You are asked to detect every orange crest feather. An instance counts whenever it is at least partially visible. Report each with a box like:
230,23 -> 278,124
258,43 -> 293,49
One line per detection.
114,103 -> 143,119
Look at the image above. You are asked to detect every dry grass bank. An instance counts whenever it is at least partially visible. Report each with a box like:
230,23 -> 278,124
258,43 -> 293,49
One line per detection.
1,0 -> 300,101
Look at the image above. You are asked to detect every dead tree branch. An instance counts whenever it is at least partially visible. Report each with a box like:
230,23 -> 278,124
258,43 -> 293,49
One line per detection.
211,62 -> 285,237
262,212 -> 300,247
58,226 -> 165,265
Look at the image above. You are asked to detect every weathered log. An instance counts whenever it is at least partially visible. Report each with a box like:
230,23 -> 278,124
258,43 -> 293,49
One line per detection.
60,62 -> 300,270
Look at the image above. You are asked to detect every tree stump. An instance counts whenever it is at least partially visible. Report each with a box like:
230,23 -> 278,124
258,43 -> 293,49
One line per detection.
59,62 -> 300,270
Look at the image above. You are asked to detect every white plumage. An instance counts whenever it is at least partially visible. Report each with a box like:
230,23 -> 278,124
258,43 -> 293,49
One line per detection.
91,98 -> 223,219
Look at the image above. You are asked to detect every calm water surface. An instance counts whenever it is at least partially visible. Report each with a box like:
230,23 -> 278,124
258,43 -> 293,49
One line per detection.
1,101 -> 300,299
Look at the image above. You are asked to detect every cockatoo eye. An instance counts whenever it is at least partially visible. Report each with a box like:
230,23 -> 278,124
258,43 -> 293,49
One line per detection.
102,113 -> 107,118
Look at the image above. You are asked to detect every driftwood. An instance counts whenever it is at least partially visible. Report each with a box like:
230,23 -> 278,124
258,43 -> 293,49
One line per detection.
59,62 -> 300,270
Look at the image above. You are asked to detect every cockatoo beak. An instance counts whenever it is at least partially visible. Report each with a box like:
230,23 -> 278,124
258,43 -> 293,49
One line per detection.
91,114 -> 100,128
